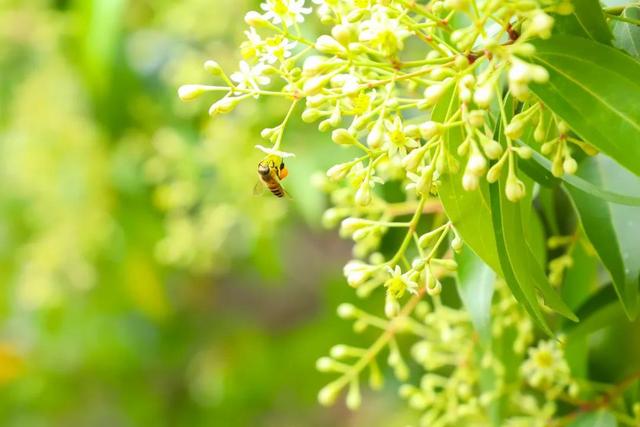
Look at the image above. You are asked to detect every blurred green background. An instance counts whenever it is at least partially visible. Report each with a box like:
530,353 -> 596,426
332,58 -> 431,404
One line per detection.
0,0 -> 414,425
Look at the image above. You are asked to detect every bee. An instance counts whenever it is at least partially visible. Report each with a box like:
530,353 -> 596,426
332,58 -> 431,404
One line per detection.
253,154 -> 291,198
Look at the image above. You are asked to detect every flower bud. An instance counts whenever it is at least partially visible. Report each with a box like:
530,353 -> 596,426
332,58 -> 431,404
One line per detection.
423,83 -> 446,106
355,182 -> 372,206
505,175 -> 526,202
505,120 -> 524,140
467,152 -> 487,175
316,357 -> 337,372
419,121 -> 443,139
487,162 -> 503,183
530,65 -> 549,83
557,120 -> 570,134
331,129 -> 355,147
208,97 -> 238,115
302,108 -> 322,123
337,303 -> 357,318
318,382 -> 341,406
303,74 -> 331,95
473,85 -> 493,108
315,35 -> 346,55
402,147 -> 426,171
508,62 -> 529,84
534,120 -> 546,142
367,121 -> 384,149
326,162 -> 352,181
331,24 -> 351,45
203,60 -> 222,75
451,235 -> 464,252
303,56 -> 328,76
563,157 -> 577,174
483,139 -> 503,159
178,84 -> 208,101
515,146 -> 533,159
529,12 -> 554,39
462,173 -> 479,191
468,110 -> 484,127
244,11 -> 267,26
346,380 -> 361,410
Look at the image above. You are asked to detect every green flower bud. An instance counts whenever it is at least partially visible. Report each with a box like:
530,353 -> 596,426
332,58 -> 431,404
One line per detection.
505,175 -> 526,202
315,35 -> 346,55
331,24 -> 351,46
367,121 -> 384,149
178,84 -> 208,101
346,379 -> 361,410
473,85 -> 493,108
244,11 -> 267,27
337,303 -> 357,318
355,182 -> 372,206
203,60 -> 222,75
302,108 -> 322,123
420,121 -> 443,140
462,173 -> 479,191
318,382 -> 342,406
332,129 -> 357,146
563,157 -> 577,174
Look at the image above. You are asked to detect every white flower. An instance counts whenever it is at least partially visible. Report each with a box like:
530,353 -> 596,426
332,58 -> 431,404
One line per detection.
230,61 -> 270,93
383,116 -> 419,159
255,144 -> 296,158
262,36 -> 297,64
385,265 -> 419,297
358,7 -> 412,55
260,0 -> 311,27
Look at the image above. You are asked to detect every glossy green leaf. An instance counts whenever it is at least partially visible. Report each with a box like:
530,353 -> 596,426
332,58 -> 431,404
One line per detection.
566,155 -> 640,319
488,179 -> 552,334
434,90 -> 502,274
530,35 -> 640,177
613,6 -> 640,58
568,410 -> 617,427
554,0 -> 613,44
516,140 -> 640,206
493,175 -> 577,323
455,245 -> 495,345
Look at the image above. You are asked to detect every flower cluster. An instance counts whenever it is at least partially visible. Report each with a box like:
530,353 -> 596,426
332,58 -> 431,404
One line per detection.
179,0 -> 610,424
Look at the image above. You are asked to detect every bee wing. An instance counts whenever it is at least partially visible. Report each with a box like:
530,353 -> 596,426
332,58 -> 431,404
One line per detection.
282,187 -> 293,200
253,180 -> 265,196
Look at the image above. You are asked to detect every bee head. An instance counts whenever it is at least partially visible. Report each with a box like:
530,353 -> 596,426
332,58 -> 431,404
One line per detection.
258,163 -> 270,176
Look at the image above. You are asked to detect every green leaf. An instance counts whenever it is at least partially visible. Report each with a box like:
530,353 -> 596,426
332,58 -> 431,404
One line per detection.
455,245 -> 495,346
568,410 -> 618,427
554,0 -> 613,44
516,141 -> 640,206
613,6 -> 640,58
488,179 -> 552,334
530,35 -> 640,177
566,155 -> 640,319
492,175 -> 578,323
434,89 -> 502,274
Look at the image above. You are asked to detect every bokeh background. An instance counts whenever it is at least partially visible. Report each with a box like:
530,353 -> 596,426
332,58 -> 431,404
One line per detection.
0,0 -> 414,425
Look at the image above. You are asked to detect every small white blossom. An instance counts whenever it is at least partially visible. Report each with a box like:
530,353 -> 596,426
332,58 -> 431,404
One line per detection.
231,61 -> 271,93
383,116 -> 419,159
359,7 -> 412,55
260,0 -> 312,27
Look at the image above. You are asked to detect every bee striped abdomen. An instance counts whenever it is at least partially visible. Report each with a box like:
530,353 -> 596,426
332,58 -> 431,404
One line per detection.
268,183 -> 284,197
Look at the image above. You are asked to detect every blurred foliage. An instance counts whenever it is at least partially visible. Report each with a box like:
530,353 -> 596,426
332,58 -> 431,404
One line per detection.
1,1 -> 639,426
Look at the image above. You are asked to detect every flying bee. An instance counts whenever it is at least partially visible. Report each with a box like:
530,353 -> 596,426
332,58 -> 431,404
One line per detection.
253,154 -> 291,198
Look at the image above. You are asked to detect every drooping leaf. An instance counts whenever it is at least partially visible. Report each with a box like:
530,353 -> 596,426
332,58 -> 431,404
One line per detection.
567,410 -> 618,427
455,245 -> 495,345
488,179 -> 552,334
529,35 -> 640,177
566,155 -> 640,319
554,0 -> 613,44
434,89 -> 502,273
613,6 -> 640,58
